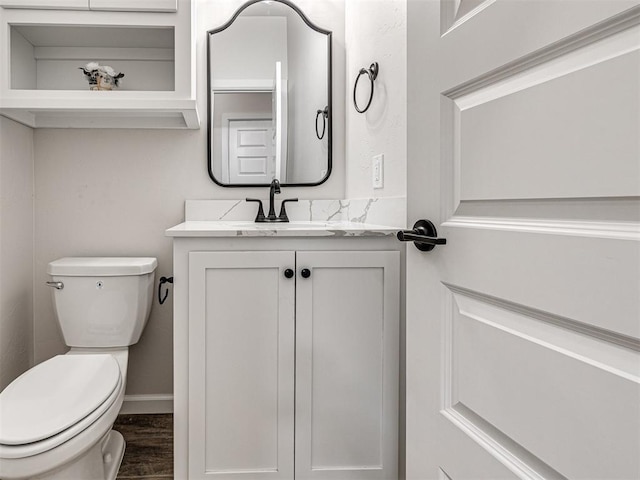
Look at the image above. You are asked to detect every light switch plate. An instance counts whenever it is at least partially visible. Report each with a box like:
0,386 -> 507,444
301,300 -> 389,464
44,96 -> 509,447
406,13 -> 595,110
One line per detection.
372,154 -> 384,189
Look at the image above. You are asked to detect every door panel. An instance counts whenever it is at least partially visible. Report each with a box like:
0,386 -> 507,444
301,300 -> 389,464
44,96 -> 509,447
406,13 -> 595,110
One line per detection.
438,0 -> 640,85
309,267 -> 384,468
442,228 -> 640,339
407,1 -> 640,478
448,289 -> 640,478
228,120 -> 274,184
458,50 -> 640,200
204,267 -> 280,472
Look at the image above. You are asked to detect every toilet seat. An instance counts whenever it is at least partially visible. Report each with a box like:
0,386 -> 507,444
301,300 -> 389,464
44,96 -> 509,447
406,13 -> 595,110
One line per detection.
0,354 -> 122,459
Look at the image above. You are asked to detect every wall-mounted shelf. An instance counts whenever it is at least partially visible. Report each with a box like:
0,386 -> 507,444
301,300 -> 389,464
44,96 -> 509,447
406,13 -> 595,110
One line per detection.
0,1 -> 199,129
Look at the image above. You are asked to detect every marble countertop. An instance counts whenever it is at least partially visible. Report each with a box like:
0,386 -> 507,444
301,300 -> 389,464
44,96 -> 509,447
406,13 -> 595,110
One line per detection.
166,220 -> 400,238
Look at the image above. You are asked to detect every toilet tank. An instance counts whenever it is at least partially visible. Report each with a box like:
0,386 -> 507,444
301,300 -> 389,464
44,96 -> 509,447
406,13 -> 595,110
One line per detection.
47,257 -> 157,348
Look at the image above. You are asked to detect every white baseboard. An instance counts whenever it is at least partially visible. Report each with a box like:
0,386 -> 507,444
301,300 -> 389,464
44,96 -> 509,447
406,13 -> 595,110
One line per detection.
120,394 -> 173,414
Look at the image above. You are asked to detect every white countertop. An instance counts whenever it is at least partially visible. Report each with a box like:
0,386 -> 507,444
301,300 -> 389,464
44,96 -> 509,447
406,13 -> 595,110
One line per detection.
165,221 -> 400,238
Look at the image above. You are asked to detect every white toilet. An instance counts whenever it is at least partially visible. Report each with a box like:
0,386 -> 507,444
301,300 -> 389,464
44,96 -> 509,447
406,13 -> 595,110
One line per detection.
0,257 -> 157,480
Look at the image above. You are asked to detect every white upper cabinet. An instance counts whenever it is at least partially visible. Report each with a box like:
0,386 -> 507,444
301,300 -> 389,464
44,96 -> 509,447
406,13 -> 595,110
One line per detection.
0,0 -> 197,129
0,0 -> 88,9
89,0 -> 177,12
0,0 -> 177,12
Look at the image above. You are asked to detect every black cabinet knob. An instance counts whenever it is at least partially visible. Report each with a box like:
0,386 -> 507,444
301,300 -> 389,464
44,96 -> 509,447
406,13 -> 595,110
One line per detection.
284,268 -> 294,279
300,268 -> 311,278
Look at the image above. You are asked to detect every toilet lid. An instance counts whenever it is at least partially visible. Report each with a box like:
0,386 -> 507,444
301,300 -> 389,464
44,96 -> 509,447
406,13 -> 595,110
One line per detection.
0,354 -> 121,445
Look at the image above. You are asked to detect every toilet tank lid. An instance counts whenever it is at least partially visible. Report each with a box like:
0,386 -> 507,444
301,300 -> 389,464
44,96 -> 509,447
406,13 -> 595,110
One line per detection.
47,257 -> 158,276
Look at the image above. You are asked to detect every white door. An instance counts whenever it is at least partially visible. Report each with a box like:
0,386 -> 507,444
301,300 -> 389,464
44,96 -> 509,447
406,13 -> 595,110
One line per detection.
188,251 -> 295,480
228,119 -> 275,184
295,251 -> 400,480
406,1 -> 640,479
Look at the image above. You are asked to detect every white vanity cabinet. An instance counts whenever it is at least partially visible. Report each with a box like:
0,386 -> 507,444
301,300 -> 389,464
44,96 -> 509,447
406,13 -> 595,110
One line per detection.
168,227 -> 401,480
0,0 -> 196,128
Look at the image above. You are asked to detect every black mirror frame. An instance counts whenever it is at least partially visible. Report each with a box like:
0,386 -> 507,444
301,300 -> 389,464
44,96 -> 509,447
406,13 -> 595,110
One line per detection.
207,0 -> 333,188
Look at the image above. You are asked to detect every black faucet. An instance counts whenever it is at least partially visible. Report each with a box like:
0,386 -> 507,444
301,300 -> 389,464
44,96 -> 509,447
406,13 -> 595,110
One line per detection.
267,178 -> 281,220
246,179 -> 298,223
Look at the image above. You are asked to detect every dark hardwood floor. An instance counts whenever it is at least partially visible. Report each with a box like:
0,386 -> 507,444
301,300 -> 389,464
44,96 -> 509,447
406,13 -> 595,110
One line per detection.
114,414 -> 173,480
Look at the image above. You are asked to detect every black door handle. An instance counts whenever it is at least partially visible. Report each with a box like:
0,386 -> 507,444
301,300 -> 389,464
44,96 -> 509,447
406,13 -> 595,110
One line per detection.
284,268 -> 294,279
397,219 -> 447,252
300,268 -> 311,278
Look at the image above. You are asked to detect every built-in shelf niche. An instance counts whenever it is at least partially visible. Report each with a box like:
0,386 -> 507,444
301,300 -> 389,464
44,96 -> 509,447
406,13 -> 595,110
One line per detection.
10,24 -> 175,91
0,0 -> 198,129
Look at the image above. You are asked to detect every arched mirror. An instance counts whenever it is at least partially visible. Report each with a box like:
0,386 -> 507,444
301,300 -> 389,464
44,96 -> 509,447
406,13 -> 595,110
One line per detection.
207,0 -> 332,187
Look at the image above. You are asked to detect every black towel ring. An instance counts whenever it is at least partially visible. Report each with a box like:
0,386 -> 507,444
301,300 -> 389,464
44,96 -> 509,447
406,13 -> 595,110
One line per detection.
158,276 -> 173,305
353,62 -> 379,113
315,106 -> 329,139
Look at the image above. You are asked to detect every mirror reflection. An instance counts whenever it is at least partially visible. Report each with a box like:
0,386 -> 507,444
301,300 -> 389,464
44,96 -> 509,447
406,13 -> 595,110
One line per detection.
208,0 -> 332,187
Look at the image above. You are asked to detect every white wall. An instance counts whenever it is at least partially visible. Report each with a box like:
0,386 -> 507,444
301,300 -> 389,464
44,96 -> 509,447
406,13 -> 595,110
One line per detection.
0,116 -> 34,391
344,2 -> 407,476
33,128 -> 203,396
31,0 -> 346,400
210,16 -> 288,85
345,0 -> 406,199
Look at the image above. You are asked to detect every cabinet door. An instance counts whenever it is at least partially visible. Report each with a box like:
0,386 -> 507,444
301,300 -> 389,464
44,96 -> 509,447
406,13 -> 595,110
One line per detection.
189,251 -> 295,480
295,251 -> 400,480
89,0 -> 177,12
0,0 -> 176,11
0,0 -> 88,9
